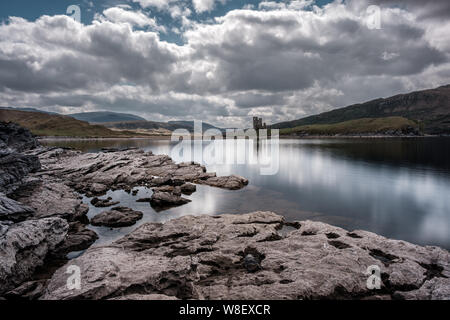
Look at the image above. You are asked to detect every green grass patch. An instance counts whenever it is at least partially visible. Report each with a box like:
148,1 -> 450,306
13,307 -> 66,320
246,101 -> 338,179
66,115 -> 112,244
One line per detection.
279,117 -> 420,136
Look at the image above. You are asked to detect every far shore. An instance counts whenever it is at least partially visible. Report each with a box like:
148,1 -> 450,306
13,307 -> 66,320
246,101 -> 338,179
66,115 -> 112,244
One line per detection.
279,134 -> 446,139
37,134 -> 448,141
37,135 -> 172,141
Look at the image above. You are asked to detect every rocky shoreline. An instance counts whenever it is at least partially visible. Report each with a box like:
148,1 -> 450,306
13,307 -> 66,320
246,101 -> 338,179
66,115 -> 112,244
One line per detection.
1,122 -> 449,300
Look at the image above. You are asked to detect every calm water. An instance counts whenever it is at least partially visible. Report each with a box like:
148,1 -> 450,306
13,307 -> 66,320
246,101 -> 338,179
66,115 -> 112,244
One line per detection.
42,138 -> 450,250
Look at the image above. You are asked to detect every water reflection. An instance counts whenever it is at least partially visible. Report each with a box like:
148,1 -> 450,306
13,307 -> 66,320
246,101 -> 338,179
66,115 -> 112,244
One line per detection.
42,138 -> 450,249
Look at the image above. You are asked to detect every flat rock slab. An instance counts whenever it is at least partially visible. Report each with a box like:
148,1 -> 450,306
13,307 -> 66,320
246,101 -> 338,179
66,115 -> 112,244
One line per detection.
41,212 -> 450,300
195,175 -> 249,190
91,207 -> 143,228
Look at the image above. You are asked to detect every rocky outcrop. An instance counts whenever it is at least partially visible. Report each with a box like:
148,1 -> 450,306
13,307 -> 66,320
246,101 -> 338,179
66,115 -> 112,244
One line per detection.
13,179 -> 89,222
0,122 -> 40,196
41,212 -> 450,300
0,218 -> 68,295
0,123 -> 94,298
0,153 -> 41,195
91,207 -> 143,228
33,148 -> 248,198
0,193 -> 34,222
0,122 -> 39,152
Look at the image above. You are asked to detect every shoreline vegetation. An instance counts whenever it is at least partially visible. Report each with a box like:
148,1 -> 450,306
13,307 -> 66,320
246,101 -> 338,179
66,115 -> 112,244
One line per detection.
0,108 -> 444,140
278,116 -> 423,137
1,122 -> 449,300
1,108 -> 448,140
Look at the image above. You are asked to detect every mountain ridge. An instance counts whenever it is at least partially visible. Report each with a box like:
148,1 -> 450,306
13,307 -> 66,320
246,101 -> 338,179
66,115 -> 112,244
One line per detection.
271,84 -> 450,134
0,109 -> 146,137
69,111 -> 147,123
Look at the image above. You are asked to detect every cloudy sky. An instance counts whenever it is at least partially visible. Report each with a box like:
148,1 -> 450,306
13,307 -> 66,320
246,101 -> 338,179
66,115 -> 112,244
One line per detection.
0,0 -> 449,127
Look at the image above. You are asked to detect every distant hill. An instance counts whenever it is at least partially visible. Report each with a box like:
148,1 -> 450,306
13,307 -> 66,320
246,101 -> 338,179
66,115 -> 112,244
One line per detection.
69,111 -> 146,123
104,120 -> 224,133
272,84 -> 450,134
280,117 -> 420,136
167,121 -> 224,132
0,109 -> 145,137
0,106 -> 59,115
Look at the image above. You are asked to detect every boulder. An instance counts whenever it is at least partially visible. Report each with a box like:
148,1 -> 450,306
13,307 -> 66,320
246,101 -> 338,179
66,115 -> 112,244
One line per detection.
180,183 -> 196,195
91,207 -> 143,228
150,191 -> 191,208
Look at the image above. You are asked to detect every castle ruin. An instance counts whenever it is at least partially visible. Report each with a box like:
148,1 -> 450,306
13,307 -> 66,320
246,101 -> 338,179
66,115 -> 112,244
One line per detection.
252,117 -> 267,130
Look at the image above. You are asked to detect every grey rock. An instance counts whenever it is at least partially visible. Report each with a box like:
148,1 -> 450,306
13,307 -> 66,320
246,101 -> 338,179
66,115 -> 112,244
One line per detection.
41,212 -> 450,300
90,197 -> 120,208
0,193 -> 34,222
34,148 -> 248,196
394,278 -> 450,300
0,152 -> 41,195
0,122 -> 40,195
152,185 -> 176,193
243,254 -> 261,273
91,207 -> 143,228
0,122 -> 39,152
54,222 -> 98,256
180,183 -> 197,195
195,174 -> 249,190
14,180 -> 89,222
5,279 -> 48,300
150,191 -> 191,208
0,217 -> 68,295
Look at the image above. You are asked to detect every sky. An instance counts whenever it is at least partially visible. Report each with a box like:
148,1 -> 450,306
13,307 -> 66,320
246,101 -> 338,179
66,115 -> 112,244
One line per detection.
0,0 -> 449,127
